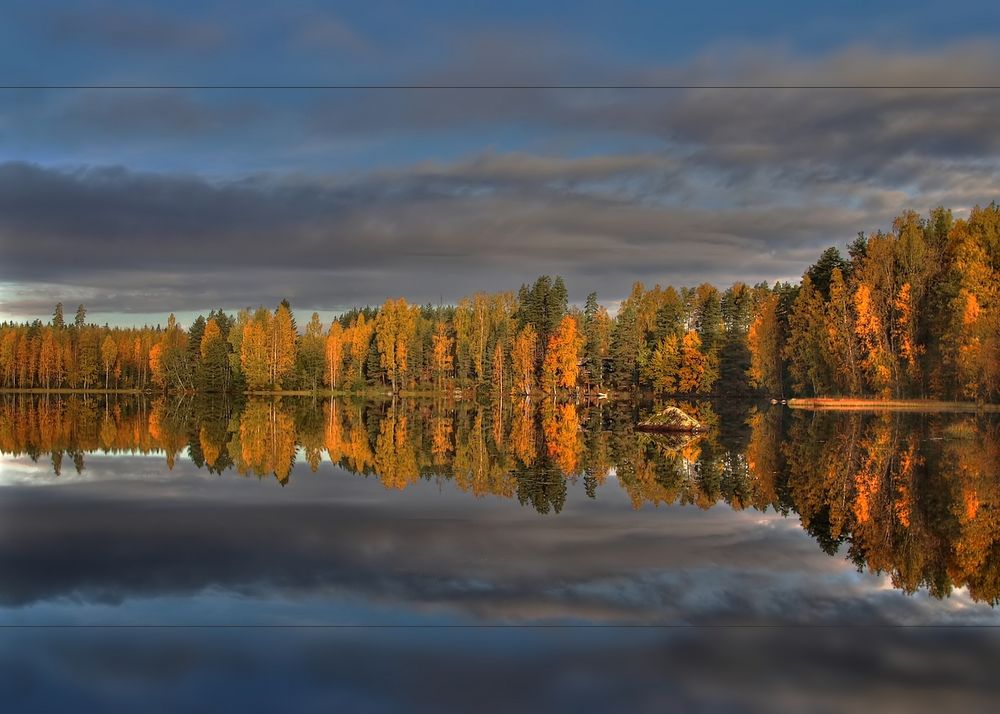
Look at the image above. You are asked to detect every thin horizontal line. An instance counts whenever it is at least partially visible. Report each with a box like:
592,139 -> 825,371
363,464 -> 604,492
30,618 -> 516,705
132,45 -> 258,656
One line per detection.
1,624 -> 997,629
2,85 -> 1000,91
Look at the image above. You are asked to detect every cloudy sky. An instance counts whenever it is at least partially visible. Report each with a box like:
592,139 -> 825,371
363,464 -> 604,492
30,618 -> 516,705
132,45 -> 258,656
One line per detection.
2,1 -> 1000,325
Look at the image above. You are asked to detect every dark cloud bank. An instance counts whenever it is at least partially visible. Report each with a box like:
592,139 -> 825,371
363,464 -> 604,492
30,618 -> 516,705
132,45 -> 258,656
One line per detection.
3,44 -> 1000,318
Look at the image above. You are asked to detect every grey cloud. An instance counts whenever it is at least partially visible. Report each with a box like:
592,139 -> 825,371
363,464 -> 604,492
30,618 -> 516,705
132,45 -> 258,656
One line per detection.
0,158 -> 878,316
6,31 -> 1000,191
3,43 -> 999,316
305,42 -> 1000,185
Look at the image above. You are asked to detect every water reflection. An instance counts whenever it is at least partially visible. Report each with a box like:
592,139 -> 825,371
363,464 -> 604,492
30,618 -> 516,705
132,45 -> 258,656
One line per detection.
2,394 -> 999,604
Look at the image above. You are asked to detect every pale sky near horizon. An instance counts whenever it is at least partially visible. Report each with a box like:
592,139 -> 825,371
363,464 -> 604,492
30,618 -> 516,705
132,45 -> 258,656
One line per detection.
3,0 -> 1000,326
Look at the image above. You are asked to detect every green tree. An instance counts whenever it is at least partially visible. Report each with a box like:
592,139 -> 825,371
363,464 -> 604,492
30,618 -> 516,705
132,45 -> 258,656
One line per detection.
297,312 -> 326,392
806,247 -> 850,300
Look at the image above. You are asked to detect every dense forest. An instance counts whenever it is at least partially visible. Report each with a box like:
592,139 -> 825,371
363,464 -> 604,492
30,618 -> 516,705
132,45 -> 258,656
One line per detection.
1,205 -> 998,401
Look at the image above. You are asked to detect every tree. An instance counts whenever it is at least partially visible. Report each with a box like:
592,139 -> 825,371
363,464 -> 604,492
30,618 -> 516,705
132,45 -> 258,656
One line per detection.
431,321 -> 453,389
609,283 -> 644,389
647,334 -> 681,393
187,315 -> 207,374
942,205 -> 1000,401
241,309 -> 271,390
375,298 -> 417,393
269,302 -> 297,388
549,277 -> 569,336
196,318 -> 230,393
78,330 -> 99,389
454,293 -> 490,383
348,312 -> 374,384
100,335 -> 118,388
298,312 -> 326,392
693,283 -> 724,354
52,303 -> 64,330
582,292 -> 611,390
718,283 -> 753,393
785,277 -> 835,395
540,315 -> 583,394
825,268 -> 861,394
677,330 -> 718,393
325,322 -> 346,390
150,314 -> 191,391
854,282 -> 895,397
74,304 -> 87,329
39,329 -> 62,388
516,275 -> 567,342
806,247 -> 850,300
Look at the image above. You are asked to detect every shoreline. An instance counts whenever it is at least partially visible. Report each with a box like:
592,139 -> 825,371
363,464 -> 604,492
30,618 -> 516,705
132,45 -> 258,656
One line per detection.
786,397 -> 1000,413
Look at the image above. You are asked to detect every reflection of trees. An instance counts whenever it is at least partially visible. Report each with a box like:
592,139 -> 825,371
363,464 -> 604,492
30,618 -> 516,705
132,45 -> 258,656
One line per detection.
374,405 -> 419,490
453,409 -> 515,498
509,398 -> 536,466
783,411 -> 1000,603
231,399 -> 297,484
190,396 -> 236,474
950,422 -> 1000,601
6,393 -> 1000,602
0,395 -> 170,474
542,402 -> 583,476
745,407 -> 790,513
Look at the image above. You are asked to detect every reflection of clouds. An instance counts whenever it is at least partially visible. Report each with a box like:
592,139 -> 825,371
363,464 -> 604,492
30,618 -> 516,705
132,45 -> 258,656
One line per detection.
1,456 -> 996,626
0,454 -> 174,487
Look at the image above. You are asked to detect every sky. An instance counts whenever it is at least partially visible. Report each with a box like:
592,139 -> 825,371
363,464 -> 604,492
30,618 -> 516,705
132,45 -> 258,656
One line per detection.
2,1 -> 1000,326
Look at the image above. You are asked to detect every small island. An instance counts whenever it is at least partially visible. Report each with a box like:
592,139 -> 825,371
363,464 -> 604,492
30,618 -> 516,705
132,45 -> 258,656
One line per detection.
636,406 -> 703,432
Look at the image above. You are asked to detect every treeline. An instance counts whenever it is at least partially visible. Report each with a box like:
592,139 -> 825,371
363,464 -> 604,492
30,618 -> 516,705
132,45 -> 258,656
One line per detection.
1,205 -> 998,400
758,204 -> 1000,402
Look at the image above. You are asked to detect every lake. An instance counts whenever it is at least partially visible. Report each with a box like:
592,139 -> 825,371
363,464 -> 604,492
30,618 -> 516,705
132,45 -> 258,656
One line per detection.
2,394 -> 999,711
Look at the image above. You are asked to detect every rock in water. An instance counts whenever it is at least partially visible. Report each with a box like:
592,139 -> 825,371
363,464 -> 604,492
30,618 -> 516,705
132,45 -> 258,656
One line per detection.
636,406 -> 702,432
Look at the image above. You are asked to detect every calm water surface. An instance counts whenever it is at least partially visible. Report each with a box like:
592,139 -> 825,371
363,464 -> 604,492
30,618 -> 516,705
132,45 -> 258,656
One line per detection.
2,395 -> 999,711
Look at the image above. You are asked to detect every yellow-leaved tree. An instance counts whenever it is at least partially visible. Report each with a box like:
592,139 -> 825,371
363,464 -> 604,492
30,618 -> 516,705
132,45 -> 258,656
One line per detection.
540,315 -> 583,394
375,298 -> 417,393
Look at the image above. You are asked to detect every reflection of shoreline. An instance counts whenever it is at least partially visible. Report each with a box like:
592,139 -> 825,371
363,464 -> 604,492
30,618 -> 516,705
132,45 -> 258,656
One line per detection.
3,395 -> 1000,604
788,397 -> 1000,412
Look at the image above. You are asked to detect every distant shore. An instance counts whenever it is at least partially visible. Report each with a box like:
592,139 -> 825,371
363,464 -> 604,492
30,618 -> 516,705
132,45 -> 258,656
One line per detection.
0,388 -> 144,395
787,397 -> 1000,413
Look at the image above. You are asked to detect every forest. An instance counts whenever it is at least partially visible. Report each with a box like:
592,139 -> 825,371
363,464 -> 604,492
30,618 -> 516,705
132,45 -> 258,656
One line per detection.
1,204 -> 998,402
